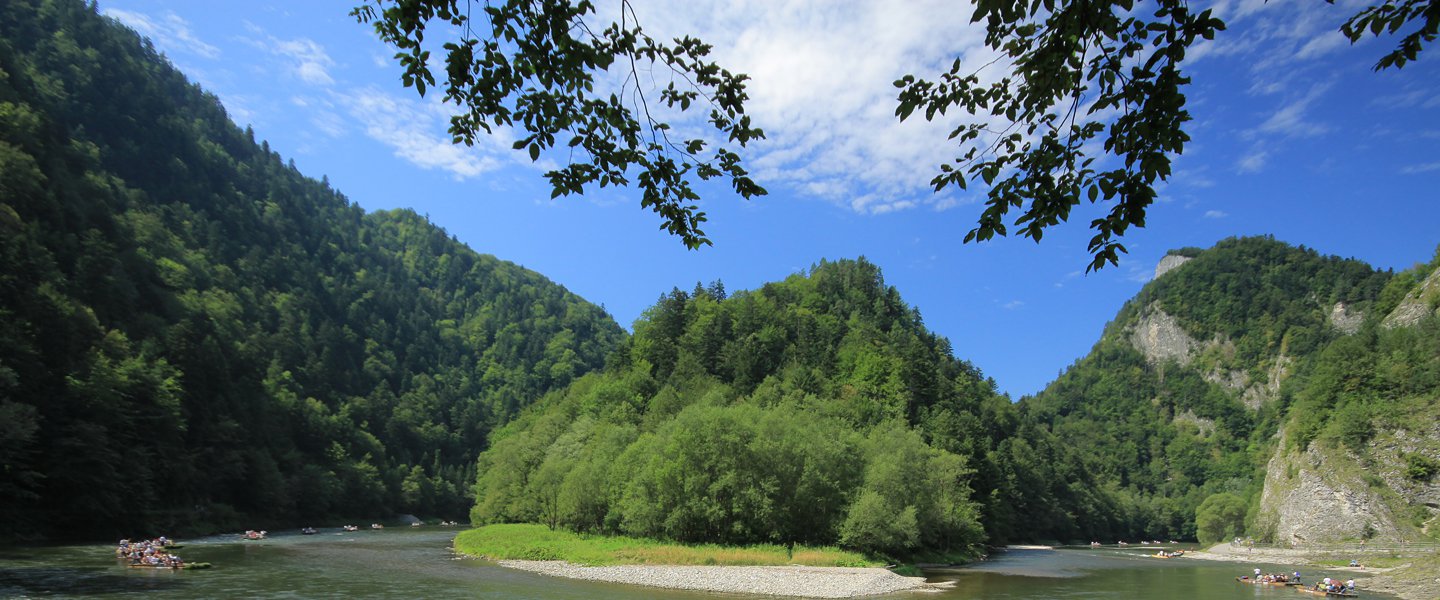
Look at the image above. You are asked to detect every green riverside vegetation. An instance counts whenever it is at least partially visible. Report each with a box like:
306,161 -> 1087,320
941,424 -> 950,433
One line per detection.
454,524 -> 877,567
469,260 -> 995,559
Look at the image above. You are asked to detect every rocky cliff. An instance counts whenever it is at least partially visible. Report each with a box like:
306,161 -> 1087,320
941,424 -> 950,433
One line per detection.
1382,268 -> 1440,329
1255,262 -> 1440,545
1255,430 -> 1403,544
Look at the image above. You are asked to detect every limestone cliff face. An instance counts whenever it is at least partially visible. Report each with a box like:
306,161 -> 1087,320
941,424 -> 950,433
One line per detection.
1253,260 -> 1440,547
1382,268 -> 1440,330
1256,430 -> 1402,545
1328,302 -> 1364,335
1256,425 -> 1440,544
1154,254 -> 1193,279
1128,306 -> 1291,409
1130,308 -> 1198,366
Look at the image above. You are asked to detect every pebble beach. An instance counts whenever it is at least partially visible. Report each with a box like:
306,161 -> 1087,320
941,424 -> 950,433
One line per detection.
496,560 -> 943,598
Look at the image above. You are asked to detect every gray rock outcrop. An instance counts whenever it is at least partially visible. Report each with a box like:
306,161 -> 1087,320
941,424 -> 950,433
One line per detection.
1255,431 -> 1402,545
1328,302 -> 1364,335
1382,268 -> 1440,330
1131,309 -> 1198,366
1154,254 -> 1192,279
1239,355 -> 1292,410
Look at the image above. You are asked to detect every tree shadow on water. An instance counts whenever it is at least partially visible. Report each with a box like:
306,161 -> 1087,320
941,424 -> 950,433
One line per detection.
0,566 -> 186,596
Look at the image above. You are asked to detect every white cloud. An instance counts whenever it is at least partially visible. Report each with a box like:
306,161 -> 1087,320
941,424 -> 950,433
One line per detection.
1002,300 -> 1024,310
265,37 -> 336,86
607,0 -> 996,215
310,110 -> 347,138
1238,149 -> 1268,173
1400,161 -> 1440,174
1295,30 -> 1349,60
339,87 -> 510,180
1254,84 -> 1333,138
104,9 -> 220,59
1204,210 -> 1228,219
1126,263 -> 1154,284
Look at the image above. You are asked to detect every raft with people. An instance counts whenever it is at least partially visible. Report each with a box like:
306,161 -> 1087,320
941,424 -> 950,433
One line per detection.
1297,588 -> 1358,597
126,560 -> 212,570
1297,578 -> 1359,597
1236,576 -> 1301,586
1151,550 -> 1185,558
115,537 -> 205,570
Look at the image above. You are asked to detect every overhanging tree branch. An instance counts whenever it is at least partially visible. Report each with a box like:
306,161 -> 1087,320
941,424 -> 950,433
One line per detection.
353,0 -> 766,249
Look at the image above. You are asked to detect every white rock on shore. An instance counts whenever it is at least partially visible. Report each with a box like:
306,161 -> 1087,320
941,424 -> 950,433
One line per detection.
495,560 -> 942,598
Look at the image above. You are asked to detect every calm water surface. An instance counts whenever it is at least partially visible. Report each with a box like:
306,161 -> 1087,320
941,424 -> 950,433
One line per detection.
0,530 -> 1393,599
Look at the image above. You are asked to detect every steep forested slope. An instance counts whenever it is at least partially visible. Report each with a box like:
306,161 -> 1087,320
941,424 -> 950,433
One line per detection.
0,0 -> 623,540
1250,249 -> 1440,545
1020,237 -> 1401,541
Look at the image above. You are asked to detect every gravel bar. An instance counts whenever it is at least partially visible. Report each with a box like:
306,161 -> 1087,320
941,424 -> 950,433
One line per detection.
496,560 -> 942,598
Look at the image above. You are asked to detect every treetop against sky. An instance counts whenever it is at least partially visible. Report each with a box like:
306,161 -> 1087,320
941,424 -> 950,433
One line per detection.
100,0 -> 1439,396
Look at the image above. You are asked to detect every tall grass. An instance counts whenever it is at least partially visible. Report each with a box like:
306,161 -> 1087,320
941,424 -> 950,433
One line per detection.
454,524 -> 879,567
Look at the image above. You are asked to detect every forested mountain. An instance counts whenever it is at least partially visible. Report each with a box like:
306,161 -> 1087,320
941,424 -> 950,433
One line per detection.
467,260 -> 998,557
1019,237 -> 1439,544
465,257 -> 1152,555
0,0 -> 623,540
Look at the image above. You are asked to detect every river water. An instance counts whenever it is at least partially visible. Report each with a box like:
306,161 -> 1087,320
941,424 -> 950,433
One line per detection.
0,529 -> 1393,599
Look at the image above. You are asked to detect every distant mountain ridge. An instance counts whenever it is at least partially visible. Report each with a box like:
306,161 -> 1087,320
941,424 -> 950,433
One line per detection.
0,0 -> 622,539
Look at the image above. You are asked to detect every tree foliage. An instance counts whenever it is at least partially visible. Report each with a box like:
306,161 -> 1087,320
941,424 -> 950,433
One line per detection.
1194,492 -> 1247,545
896,0 -> 1224,272
0,0 -> 623,540
352,0 -> 766,249
471,259 -> 990,557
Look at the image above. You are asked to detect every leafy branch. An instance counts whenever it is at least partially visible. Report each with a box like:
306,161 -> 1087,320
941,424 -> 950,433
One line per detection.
895,0 -> 1224,272
353,0 -> 766,249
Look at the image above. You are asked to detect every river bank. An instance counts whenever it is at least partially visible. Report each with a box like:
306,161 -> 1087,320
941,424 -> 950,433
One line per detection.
494,560 -> 942,598
1183,544 -> 1438,600
454,524 -> 953,597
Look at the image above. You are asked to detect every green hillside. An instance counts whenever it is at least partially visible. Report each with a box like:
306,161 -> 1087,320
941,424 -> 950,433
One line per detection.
0,0 -> 623,540
1018,237 -> 1438,543
469,260 -> 997,557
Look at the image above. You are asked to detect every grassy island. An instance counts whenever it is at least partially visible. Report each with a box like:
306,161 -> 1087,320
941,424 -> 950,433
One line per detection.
454,524 -> 880,567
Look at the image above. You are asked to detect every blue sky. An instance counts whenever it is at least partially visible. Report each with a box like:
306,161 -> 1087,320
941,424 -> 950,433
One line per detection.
99,0 -> 1439,398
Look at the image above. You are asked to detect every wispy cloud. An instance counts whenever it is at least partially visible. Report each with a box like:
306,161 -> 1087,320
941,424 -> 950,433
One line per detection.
1238,149 -> 1269,173
1400,161 -> 1440,174
1254,83 -> 1333,138
276,38 -> 335,85
242,24 -> 336,86
1125,263 -> 1154,284
1054,270 -> 1083,288
339,87 -> 510,179
104,9 -> 220,59
1204,210 -> 1229,219
1295,30 -> 1350,60
1002,300 -> 1024,310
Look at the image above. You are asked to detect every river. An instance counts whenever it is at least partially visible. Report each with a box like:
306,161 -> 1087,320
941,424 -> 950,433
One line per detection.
0,529 -> 1394,599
